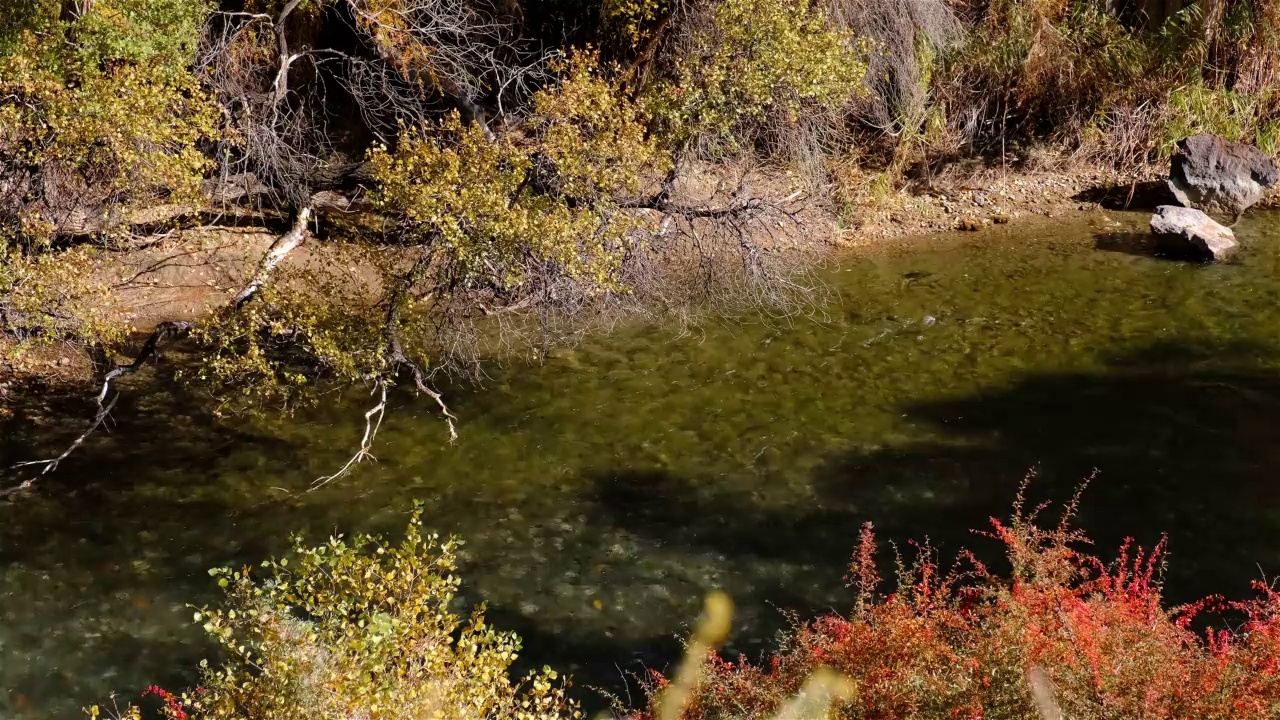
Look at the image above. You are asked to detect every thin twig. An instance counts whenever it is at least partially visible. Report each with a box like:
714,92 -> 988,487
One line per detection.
2,320 -> 190,495
3,393 -> 121,496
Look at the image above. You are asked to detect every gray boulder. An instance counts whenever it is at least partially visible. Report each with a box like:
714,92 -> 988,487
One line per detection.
1150,205 -> 1237,261
1168,134 -> 1279,220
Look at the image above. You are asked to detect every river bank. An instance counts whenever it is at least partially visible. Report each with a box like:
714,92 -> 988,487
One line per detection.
0,160 -> 1213,394
1,157 -> 1275,484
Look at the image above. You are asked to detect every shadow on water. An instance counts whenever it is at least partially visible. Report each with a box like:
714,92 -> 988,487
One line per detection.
1074,180 -> 1178,212
1095,231 -> 1168,260
821,338 -> 1280,602
0,371 -> 315,713
585,337 -> 1280,617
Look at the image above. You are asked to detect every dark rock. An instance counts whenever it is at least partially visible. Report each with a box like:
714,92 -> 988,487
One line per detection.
1150,205 -> 1237,262
1168,134 -> 1279,219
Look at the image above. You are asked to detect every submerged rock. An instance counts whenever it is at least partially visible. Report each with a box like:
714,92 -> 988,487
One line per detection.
1168,134 -> 1279,219
1150,205 -> 1237,262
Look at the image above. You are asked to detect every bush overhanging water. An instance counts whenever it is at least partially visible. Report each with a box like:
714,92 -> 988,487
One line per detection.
94,487 -> 1280,720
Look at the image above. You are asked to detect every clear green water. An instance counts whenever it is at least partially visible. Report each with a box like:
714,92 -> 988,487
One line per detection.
6,209 -> 1280,718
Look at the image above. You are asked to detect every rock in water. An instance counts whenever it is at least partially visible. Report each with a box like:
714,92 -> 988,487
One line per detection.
1150,205 -> 1237,262
1168,134 -> 1279,219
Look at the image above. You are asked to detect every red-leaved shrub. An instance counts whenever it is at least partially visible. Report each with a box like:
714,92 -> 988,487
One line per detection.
638,486 -> 1280,720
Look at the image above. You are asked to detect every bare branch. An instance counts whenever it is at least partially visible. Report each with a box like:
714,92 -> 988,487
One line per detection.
394,353 -> 459,443
625,196 -> 769,219
311,380 -> 389,490
308,247 -> 458,487
198,9 -> 331,208
233,205 -> 313,308
338,0 -> 542,137
3,320 -> 192,495
4,393 -> 119,496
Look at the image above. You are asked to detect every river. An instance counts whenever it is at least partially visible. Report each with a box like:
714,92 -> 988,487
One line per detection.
4,209 -> 1280,718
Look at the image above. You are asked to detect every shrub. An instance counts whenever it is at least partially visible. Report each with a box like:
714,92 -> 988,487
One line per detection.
934,0 -> 1280,165
368,61 -> 661,292
0,0 -> 216,246
643,0 -> 871,156
823,0 -> 962,132
187,51 -> 668,409
636,486 -> 1280,720
0,241 -> 124,366
88,505 -> 581,720
1155,82 -> 1280,158
943,0 -> 1150,152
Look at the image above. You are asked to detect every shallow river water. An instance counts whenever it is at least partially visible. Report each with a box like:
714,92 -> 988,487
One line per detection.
5,209 -> 1280,718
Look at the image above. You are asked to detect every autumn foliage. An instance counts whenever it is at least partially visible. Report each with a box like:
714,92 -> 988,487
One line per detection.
637,488 -> 1280,720
89,505 -> 581,720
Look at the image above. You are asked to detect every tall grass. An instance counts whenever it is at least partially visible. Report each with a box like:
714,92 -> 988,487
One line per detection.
771,0 -> 1280,194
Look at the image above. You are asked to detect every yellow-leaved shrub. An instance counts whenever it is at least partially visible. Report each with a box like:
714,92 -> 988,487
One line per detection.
1,0 -> 216,366
0,0 -> 217,246
188,249 -> 391,411
0,242 -> 125,365
90,505 -> 581,720
644,0 -> 871,153
370,52 -> 665,294
528,51 -> 670,203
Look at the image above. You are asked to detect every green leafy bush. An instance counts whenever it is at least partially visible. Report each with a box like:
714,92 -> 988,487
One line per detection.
90,505 -> 581,720
644,0 -> 871,155
0,0 -> 216,246
940,0 -> 1280,164
944,0 -> 1148,147
1160,83 -> 1280,157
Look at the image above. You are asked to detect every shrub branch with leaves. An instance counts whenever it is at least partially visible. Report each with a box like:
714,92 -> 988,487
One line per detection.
637,483 -> 1280,720
89,505 -> 581,720
644,0 -> 871,155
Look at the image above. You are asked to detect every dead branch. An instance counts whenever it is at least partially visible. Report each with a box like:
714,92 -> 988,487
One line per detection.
2,319 -> 192,495
308,248 -> 458,488
383,249 -> 458,444
3,204 -> 316,494
311,380 -> 388,490
199,7 -> 331,208
31,173 -> 279,240
3,394 -> 119,498
233,205 -> 313,307
338,0 -> 541,140
635,196 -> 768,219
204,172 -> 272,204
